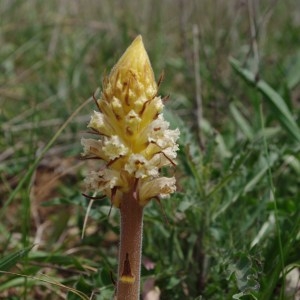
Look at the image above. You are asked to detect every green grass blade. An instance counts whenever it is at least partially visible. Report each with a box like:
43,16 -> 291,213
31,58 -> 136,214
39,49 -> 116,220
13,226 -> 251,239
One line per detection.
230,103 -> 254,140
0,271 -> 90,299
286,52 -> 300,90
229,57 -> 300,143
0,245 -> 34,273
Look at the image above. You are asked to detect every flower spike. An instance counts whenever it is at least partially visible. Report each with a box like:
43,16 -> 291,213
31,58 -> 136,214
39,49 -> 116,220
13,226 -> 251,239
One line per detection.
82,35 -> 179,207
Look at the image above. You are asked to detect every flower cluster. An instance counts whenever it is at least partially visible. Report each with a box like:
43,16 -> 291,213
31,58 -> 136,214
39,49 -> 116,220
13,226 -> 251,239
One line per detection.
82,36 -> 179,207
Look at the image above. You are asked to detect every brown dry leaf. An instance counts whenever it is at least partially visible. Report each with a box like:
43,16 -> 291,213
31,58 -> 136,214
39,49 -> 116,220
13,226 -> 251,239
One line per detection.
142,256 -> 156,271
31,155 -> 80,215
144,288 -> 161,300
30,154 -> 81,247
142,278 -> 161,300
285,268 -> 300,300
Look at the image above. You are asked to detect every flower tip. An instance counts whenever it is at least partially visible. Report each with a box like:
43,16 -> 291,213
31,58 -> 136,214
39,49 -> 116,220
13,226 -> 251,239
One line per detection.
124,34 -> 144,56
132,34 -> 143,44
109,35 -> 156,88
113,34 -> 147,69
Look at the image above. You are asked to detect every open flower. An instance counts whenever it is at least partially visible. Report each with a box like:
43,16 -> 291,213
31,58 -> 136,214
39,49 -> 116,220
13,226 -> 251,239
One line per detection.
82,35 -> 179,207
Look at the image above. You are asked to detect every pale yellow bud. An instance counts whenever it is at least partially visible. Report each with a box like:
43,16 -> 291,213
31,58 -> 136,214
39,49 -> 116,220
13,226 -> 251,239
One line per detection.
106,35 -> 157,108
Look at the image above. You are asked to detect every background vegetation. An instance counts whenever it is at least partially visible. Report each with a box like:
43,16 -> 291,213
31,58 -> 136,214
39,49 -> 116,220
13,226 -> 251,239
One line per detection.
1,0 -> 300,299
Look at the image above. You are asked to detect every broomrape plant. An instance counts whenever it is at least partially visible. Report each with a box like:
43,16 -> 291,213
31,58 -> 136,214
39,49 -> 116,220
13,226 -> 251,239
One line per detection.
82,35 -> 179,300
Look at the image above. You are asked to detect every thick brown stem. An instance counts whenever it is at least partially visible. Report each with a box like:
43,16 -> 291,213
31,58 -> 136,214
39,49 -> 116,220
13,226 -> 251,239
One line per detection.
116,192 -> 144,300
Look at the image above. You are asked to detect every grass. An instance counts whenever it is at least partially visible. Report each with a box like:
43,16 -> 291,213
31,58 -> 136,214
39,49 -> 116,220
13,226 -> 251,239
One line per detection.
1,0 -> 300,299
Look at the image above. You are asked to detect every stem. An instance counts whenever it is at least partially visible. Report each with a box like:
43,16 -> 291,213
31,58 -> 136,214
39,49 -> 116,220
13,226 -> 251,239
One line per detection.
116,192 -> 144,300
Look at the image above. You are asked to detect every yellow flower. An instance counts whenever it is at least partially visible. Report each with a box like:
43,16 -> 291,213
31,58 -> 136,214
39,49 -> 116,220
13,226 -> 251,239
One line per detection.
82,35 -> 179,207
